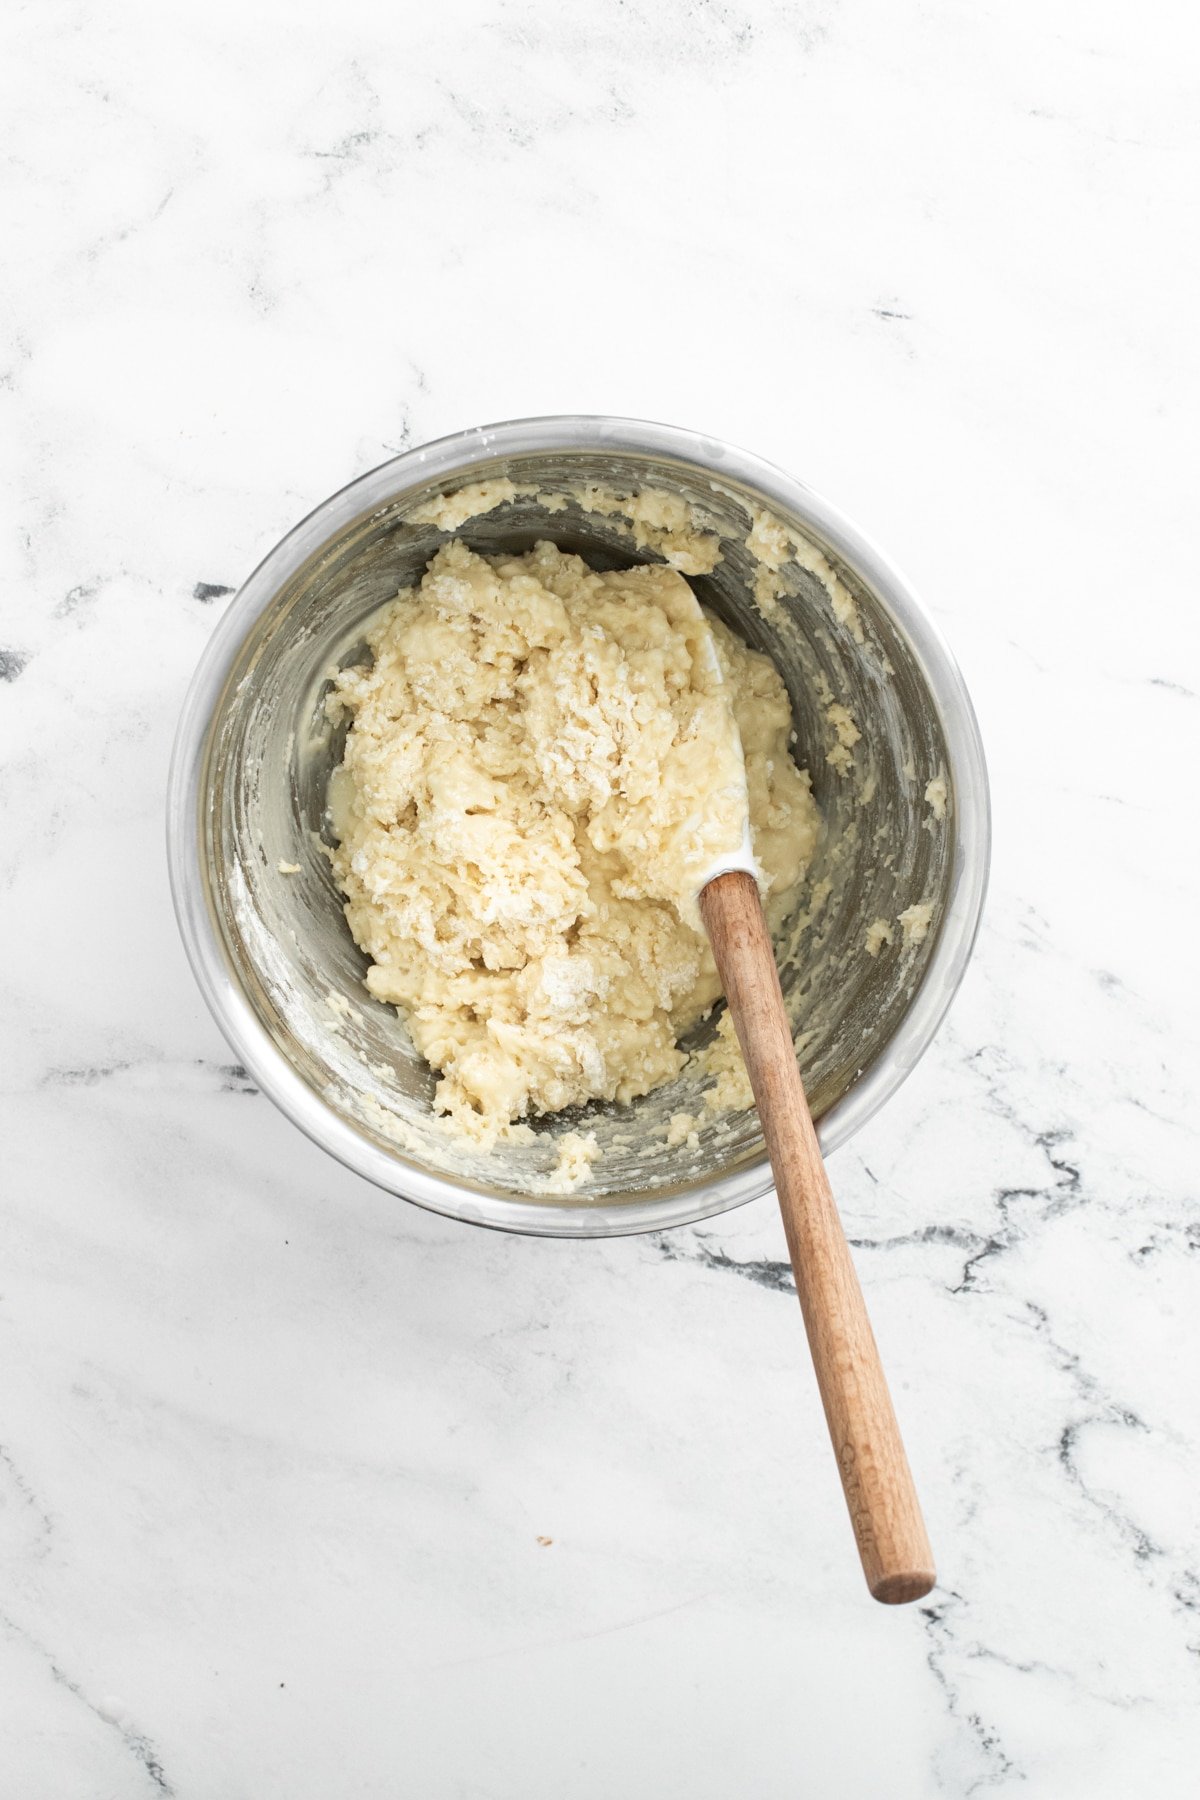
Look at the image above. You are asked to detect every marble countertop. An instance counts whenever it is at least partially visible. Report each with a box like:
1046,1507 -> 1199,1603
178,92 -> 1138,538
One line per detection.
3,2 -> 1197,1794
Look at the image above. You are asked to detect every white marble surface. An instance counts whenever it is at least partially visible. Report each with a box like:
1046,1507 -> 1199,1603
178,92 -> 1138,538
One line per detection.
3,1 -> 1198,1793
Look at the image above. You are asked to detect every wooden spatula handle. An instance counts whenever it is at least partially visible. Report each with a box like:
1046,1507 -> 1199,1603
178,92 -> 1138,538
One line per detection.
699,870 -> 935,1604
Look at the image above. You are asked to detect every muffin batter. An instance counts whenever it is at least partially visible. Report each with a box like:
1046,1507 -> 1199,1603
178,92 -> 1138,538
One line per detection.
327,540 -> 821,1142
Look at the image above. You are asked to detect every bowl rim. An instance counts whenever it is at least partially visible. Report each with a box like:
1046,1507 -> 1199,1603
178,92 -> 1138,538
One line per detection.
167,414 -> 991,1238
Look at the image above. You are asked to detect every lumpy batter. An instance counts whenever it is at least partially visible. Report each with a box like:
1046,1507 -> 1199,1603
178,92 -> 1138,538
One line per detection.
327,540 -> 821,1142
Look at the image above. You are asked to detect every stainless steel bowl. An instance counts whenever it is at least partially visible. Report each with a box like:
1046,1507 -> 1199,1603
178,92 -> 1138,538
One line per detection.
167,416 -> 989,1237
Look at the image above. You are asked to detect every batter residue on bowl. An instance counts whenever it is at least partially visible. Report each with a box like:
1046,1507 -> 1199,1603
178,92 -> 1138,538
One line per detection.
325,539 -> 821,1145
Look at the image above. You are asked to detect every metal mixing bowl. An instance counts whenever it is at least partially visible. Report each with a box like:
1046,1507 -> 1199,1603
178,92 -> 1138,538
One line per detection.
167,416 -> 989,1236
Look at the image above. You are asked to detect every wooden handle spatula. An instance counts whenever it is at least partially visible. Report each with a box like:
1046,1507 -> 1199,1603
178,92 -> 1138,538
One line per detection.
699,869 -> 935,1604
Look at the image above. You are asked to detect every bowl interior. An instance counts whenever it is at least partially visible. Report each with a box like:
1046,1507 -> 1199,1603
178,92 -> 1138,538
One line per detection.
200,446 -> 953,1210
